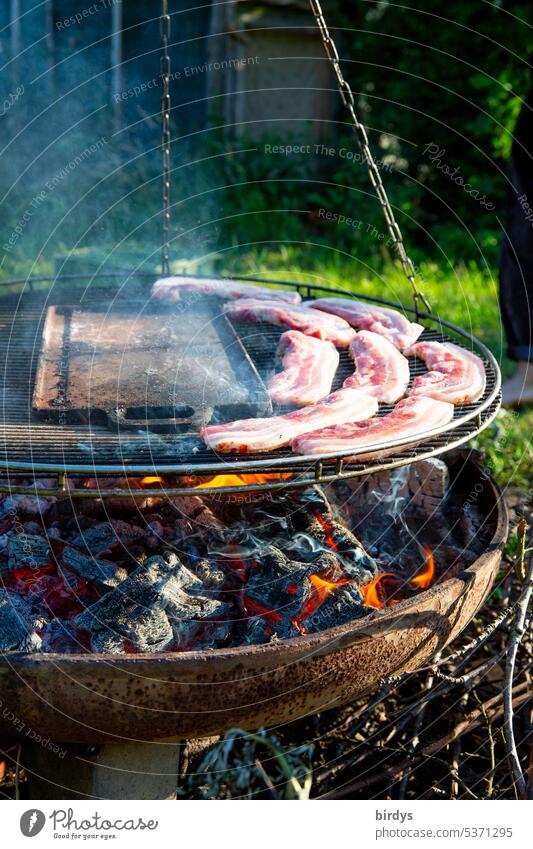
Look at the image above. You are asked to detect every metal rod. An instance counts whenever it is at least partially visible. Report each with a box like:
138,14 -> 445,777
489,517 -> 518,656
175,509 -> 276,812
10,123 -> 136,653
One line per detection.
160,0 -> 171,276
308,0 -> 430,317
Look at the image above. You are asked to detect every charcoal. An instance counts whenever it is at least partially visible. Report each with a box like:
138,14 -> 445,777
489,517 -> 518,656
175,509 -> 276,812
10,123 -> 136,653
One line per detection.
62,546 -> 128,588
40,619 -> 86,654
110,519 -> 146,543
408,459 -> 449,515
73,551 -> 223,654
74,552 -> 186,631
1,493 -> 56,517
189,557 -> 226,591
167,592 -> 228,622
0,590 -> 42,652
298,584 -> 370,635
90,629 -> 126,654
242,615 -> 299,645
7,533 -> 51,570
244,548 -> 311,620
171,496 -> 225,537
70,523 -> 119,554
115,607 -> 174,652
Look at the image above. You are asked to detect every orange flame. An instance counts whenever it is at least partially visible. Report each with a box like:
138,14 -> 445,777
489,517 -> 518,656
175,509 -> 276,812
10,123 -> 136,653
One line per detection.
293,573 -> 349,632
360,572 -> 398,609
362,547 -> 436,609
140,476 -> 164,487
194,472 -> 291,489
411,545 -> 435,589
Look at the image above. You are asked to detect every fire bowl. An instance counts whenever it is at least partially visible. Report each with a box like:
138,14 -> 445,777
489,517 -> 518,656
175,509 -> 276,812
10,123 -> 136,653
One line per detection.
0,454 -> 507,744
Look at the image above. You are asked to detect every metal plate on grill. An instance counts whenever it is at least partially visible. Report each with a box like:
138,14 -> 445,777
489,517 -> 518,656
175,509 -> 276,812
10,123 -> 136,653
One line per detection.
32,301 -> 271,430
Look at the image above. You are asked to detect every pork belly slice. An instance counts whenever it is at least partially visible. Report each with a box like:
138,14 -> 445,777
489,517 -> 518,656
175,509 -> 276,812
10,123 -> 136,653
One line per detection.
151,276 -> 301,304
292,396 -> 454,458
405,341 -> 486,404
201,388 -> 378,453
268,331 -> 340,406
310,297 -> 423,350
223,299 -> 356,347
343,330 -> 409,403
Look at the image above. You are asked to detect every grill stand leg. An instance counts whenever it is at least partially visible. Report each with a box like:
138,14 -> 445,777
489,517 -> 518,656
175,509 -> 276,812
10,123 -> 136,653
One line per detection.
21,740 -> 184,800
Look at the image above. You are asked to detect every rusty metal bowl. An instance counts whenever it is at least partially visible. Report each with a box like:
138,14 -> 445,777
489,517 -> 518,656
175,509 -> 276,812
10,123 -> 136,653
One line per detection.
0,454 -> 507,745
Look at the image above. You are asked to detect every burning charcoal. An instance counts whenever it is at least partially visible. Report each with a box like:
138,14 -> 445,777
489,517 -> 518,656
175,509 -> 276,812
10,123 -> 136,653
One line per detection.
70,523 -> 119,555
242,615 -> 299,645
171,496 -> 225,538
408,459 -> 449,515
110,519 -> 146,544
74,552 -> 187,630
0,590 -> 43,652
7,534 -> 51,570
244,548 -> 311,620
188,557 -> 226,592
90,629 -> 126,655
296,582 -> 370,635
0,492 -> 56,517
115,607 -> 174,653
62,546 -> 127,588
40,619 -> 86,654
73,551 -> 222,654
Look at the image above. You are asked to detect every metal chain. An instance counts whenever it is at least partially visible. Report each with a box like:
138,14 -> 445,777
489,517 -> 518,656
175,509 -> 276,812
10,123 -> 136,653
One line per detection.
308,0 -> 430,316
160,0 -> 171,276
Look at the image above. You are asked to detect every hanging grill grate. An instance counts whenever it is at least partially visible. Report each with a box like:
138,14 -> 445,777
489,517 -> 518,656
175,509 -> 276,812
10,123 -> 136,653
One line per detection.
0,274 -> 500,496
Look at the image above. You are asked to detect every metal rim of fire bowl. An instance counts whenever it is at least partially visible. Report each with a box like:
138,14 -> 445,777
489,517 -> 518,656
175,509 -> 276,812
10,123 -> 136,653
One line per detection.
0,454 -> 508,743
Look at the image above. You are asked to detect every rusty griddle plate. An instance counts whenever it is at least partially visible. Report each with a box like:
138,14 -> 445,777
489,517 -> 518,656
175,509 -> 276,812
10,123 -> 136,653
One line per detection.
32,301 -> 271,429
0,456 -> 507,744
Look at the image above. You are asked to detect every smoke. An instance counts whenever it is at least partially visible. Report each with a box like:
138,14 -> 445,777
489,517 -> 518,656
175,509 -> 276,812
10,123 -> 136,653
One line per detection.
0,2 -> 222,277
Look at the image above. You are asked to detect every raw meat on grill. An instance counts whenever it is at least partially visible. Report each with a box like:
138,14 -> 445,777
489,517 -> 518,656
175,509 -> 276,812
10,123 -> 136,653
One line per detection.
268,331 -> 340,406
292,396 -> 454,458
343,330 -> 409,403
223,299 -> 356,347
405,340 -> 486,404
151,276 -> 301,304
310,297 -> 423,350
200,388 -> 378,453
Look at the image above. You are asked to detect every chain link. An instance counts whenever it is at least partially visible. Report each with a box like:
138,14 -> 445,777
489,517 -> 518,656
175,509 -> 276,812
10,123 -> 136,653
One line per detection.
308,0 -> 430,316
160,0 -> 171,276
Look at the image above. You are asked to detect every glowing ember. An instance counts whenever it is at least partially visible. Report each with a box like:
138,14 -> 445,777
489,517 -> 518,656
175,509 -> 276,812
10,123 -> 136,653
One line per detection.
194,472 -> 291,489
314,514 -> 338,551
411,545 -> 435,589
294,573 -> 349,631
242,594 -> 283,624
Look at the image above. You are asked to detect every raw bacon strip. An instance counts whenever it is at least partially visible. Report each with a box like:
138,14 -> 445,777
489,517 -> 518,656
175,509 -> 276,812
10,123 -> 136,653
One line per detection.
151,276 -> 301,305
310,297 -> 423,350
268,331 -> 339,406
201,389 -> 378,453
224,299 -> 356,347
343,330 -> 409,403
406,341 -> 486,405
292,397 -> 454,458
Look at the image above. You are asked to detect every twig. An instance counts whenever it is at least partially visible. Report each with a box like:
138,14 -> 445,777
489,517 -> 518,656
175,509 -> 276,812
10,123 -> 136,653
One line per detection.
503,544 -> 533,798
451,693 -> 469,798
325,687 -> 531,798
473,691 -> 496,799
515,518 -> 528,582
398,654 -> 440,799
